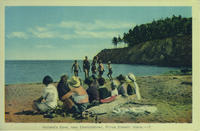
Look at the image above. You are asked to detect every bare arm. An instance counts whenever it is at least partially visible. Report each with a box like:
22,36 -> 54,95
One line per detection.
34,96 -> 43,102
61,91 -> 74,101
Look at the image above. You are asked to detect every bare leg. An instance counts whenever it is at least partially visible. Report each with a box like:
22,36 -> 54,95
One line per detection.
74,71 -> 78,76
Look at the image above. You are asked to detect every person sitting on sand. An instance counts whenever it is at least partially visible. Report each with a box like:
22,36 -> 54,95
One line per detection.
71,60 -> 81,77
56,75 -> 70,100
98,77 -> 111,100
111,80 -> 119,96
97,77 -> 118,103
98,60 -> 104,78
61,76 -> 89,116
33,75 -> 58,113
125,73 -> 141,100
86,76 -> 100,104
116,74 -> 128,97
83,56 -> 90,79
107,61 -> 113,80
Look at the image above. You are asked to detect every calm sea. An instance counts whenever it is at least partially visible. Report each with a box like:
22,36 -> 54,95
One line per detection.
5,60 -> 179,84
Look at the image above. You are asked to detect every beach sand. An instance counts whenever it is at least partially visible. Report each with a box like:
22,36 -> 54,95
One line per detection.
5,75 -> 192,123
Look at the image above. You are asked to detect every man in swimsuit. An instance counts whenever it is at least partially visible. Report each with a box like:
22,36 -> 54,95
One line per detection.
71,60 -> 81,76
107,61 -> 113,80
83,56 -> 90,79
98,60 -> 104,78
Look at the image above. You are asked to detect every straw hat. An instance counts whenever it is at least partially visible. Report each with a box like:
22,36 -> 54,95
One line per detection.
126,73 -> 136,82
68,76 -> 81,88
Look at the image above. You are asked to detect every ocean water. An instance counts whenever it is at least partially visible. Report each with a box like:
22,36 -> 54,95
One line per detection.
5,60 -> 180,84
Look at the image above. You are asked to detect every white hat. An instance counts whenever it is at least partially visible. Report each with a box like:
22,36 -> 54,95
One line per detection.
126,73 -> 136,82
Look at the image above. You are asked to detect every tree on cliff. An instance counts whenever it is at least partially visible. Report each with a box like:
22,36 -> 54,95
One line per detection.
112,15 -> 192,47
112,37 -> 118,47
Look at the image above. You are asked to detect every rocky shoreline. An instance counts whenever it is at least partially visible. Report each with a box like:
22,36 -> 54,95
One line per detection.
97,35 -> 192,67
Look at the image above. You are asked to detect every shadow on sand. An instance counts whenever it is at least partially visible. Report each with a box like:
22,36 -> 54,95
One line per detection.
14,110 -> 42,115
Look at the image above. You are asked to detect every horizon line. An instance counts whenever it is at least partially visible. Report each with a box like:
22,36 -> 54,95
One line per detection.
5,59 -> 92,61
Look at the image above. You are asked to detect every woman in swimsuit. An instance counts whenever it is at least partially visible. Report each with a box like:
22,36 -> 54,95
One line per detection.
61,76 -> 89,116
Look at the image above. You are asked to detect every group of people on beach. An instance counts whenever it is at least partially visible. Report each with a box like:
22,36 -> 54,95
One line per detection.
71,56 -> 113,80
32,56 -> 141,118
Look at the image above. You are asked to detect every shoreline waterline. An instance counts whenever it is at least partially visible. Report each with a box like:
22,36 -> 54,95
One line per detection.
5,60 -> 181,85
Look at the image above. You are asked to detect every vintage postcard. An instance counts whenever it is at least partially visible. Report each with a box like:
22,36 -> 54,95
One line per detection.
0,0 -> 200,130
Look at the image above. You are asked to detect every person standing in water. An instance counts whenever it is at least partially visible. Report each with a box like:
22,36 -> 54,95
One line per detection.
107,61 -> 113,80
91,56 -> 98,76
83,56 -> 90,79
71,60 -> 81,76
98,60 -> 104,78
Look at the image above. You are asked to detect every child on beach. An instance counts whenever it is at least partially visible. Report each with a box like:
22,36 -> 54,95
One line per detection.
107,61 -> 113,80
71,60 -> 82,76
33,75 -> 58,113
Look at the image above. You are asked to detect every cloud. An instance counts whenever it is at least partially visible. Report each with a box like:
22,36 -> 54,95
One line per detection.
35,26 -> 48,32
28,28 -> 57,38
74,30 -> 117,38
8,20 -> 135,40
7,32 -> 28,39
35,44 -> 54,48
58,20 -> 134,30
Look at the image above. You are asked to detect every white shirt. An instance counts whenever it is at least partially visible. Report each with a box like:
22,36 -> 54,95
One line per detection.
42,84 -> 58,108
111,88 -> 118,96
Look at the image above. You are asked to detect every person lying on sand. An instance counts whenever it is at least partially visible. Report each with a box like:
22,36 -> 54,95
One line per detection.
32,75 -> 58,113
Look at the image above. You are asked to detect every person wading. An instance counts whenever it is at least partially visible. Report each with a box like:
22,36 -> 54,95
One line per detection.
91,56 -> 98,77
107,61 -> 113,80
98,60 -> 104,78
83,56 -> 90,79
71,60 -> 81,77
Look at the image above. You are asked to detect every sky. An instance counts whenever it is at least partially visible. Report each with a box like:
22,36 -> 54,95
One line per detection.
5,6 -> 192,60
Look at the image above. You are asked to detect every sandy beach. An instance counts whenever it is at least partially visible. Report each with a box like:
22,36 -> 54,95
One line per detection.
5,75 -> 192,123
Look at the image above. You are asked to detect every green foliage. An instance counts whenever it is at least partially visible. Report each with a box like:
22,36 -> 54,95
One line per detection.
112,37 -> 118,47
113,15 -> 192,47
99,34 -> 192,67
